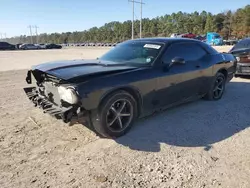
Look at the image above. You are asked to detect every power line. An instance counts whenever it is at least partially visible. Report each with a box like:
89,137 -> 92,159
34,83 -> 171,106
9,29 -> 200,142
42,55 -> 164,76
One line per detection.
128,0 -> 145,39
28,25 -> 33,44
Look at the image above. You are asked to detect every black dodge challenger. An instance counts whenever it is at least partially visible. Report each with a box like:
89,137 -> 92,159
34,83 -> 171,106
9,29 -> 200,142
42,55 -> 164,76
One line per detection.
24,38 -> 236,138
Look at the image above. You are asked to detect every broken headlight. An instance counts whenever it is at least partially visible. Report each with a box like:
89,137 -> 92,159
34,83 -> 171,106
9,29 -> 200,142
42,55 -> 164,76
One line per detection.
58,86 -> 79,104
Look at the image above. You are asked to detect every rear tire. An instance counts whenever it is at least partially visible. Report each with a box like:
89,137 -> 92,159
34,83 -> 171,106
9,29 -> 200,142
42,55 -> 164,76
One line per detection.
90,90 -> 137,138
204,72 -> 226,101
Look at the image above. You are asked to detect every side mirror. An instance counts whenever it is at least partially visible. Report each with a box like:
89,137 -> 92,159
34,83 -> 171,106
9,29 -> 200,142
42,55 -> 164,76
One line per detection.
169,57 -> 185,67
163,57 -> 185,71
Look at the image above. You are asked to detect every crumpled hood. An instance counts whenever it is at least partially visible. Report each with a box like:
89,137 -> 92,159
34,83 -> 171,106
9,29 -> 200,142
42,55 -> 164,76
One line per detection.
31,59 -> 139,81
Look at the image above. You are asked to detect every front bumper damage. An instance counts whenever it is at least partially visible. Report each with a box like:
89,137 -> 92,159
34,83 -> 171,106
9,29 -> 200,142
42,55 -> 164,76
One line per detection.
235,63 -> 250,75
24,87 -> 87,123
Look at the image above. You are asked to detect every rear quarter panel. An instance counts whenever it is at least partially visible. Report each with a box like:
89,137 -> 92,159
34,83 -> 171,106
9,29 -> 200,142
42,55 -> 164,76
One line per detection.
212,53 -> 236,82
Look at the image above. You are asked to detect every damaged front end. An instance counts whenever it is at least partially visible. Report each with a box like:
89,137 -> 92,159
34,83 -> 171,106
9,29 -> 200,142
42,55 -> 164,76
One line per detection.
23,70 -> 87,123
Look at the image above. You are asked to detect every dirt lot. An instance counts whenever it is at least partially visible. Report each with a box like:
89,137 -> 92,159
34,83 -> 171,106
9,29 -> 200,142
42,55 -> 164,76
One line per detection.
0,47 -> 109,71
0,46 -> 250,188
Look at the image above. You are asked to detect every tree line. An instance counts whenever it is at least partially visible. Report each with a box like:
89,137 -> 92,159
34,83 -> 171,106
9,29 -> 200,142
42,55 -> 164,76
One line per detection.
6,4 -> 250,44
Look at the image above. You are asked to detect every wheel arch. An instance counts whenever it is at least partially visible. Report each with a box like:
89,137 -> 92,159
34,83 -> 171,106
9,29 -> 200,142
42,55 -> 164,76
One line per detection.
217,68 -> 228,80
98,86 -> 143,117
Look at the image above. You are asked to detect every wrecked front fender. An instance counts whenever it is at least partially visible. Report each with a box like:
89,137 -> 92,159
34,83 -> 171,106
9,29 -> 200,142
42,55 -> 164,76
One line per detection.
23,87 -> 87,123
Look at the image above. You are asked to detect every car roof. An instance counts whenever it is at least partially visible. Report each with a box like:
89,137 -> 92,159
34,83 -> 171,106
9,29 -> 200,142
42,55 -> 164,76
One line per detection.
121,37 -> 219,54
125,37 -> 201,44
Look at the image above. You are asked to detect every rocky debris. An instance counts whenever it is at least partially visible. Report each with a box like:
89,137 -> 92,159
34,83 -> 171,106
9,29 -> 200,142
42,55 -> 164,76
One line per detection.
0,136 -> 4,142
211,156 -> 219,162
31,179 -> 37,183
67,178 -> 76,184
95,175 -> 108,183
19,159 -> 27,164
200,183 -> 206,188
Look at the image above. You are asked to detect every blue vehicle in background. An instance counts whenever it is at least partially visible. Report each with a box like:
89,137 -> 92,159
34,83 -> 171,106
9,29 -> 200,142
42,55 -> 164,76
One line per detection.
206,32 -> 223,46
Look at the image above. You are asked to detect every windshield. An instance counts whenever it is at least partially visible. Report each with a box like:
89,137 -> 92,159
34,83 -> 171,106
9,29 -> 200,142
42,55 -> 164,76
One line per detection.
99,41 -> 164,64
231,39 -> 250,51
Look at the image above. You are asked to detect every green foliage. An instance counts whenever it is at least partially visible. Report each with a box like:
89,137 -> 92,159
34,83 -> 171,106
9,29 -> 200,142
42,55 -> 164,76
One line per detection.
6,4 -> 250,44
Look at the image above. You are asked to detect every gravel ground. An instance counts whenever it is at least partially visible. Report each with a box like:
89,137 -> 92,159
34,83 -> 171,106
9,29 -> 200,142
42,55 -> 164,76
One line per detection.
0,47 -> 249,188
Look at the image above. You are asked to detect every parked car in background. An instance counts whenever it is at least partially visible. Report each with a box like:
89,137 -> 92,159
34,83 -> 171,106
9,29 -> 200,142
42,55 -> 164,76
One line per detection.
20,43 -> 41,50
229,38 -> 250,76
0,42 -> 16,50
223,39 -> 238,45
46,43 -> 62,49
181,33 -> 196,39
194,35 -> 206,42
170,33 -> 182,38
16,43 -> 23,49
206,32 -> 223,46
38,43 -> 47,49
24,38 -> 236,138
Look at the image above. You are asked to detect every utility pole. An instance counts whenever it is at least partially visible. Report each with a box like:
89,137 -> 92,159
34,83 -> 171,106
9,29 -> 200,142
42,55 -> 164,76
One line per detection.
128,0 -> 145,39
140,0 -> 142,38
132,0 -> 134,39
28,25 -> 33,44
229,18 -> 232,39
33,25 -> 39,44
129,0 -> 134,40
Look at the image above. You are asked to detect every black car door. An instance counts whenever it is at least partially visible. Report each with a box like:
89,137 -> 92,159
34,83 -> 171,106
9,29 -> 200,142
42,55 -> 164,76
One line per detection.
155,43 -> 187,107
157,42 -> 209,107
171,42 -> 211,99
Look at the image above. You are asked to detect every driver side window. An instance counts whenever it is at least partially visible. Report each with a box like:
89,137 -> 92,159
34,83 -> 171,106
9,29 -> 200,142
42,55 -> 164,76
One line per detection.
162,42 -> 207,64
162,43 -> 186,64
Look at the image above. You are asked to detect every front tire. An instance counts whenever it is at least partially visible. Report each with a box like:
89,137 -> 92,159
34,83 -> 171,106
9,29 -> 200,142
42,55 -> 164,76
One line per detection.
90,90 -> 138,138
204,72 -> 226,100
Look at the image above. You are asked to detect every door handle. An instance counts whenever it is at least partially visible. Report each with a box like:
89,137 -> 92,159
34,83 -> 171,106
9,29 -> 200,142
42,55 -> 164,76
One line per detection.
196,65 -> 200,68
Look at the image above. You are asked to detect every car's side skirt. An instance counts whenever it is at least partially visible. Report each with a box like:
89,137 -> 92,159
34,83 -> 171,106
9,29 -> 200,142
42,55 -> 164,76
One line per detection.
139,94 -> 205,119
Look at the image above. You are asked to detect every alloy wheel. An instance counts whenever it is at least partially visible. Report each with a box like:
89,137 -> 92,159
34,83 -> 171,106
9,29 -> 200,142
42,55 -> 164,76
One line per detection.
106,99 -> 133,132
213,76 -> 225,99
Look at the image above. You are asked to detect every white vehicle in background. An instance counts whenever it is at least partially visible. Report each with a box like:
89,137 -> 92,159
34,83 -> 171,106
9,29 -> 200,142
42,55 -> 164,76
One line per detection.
170,33 -> 183,38
20,43 -> 41,50
37,43 -> 47,49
